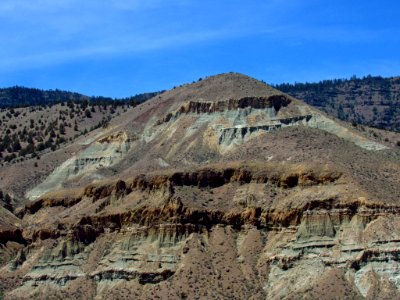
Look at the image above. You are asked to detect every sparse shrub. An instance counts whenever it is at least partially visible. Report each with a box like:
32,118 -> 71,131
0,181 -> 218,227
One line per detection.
85,109 -> 92,118
4,153 -> 16,162
12,140 -> 21,152
36,143 -> 45,151
59,123 -> 65,135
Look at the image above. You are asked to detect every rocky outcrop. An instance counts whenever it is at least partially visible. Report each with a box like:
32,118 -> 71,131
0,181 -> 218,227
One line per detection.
5,195 -> 400,299
178,95 -> 291,114
156,95 -> 291,125
153,94 -> 387,152
26,131 -> 130,201
21,196 -> 82,216
1,74 -> 398,299
1,154 -> 399,299
218,115 -> 313,146
91,269 -> 175,284
0,229 -> 26,246
21,164 -> 342,217
217,111 -> 388,150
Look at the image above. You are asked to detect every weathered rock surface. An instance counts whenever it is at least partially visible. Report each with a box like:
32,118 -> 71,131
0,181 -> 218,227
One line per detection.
4,189 -> 400,299
1,73 -> 400,299
26,131 -> 130,201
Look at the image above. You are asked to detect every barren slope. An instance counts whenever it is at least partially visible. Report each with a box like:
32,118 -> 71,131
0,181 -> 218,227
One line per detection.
1,73 -> 400,299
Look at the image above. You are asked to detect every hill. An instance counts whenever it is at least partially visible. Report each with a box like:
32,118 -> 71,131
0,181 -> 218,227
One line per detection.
0,88 -> 161,163
0,86 -> 160,108
0,73 -> 399,299
274,75 -> 400,131
0,102 -> 131,164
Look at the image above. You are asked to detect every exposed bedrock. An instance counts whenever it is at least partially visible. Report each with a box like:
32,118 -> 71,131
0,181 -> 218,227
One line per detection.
179,95 -> 291,114
218,115 -> 313,145
217,112 -> 388,151
156,95 -> 291,125
5,199 -> 400,299
6,166 -> 400,298
88,164 -> 341,197
11,223 -> 194,296
26,131 -> 130,201
91,269 -> 175,284
21,164 -> 342,217
153,95 -> 387,151
0,229 -> 27,245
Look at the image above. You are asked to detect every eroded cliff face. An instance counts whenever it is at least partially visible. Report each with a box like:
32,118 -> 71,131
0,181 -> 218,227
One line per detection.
23,91 -> 387,202
26,131 -> 131,201
1,162 -> 400,299
4,206 -> 400,299
1,73 -> 399,299
147,95 -> 387,155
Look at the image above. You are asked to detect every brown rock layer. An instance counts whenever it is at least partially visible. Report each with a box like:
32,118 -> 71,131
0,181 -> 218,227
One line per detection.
156,95 -> 291,125
21,164 -> 342,217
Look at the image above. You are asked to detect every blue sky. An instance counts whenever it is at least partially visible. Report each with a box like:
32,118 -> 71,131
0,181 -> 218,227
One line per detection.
0,0 -> 399,97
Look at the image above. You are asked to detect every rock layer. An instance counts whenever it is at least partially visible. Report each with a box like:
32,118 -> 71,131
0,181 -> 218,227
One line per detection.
1,73 -> 399,299
3,190 -> 400,299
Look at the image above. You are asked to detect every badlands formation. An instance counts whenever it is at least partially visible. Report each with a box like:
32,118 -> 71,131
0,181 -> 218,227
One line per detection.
1,73 -> 400,299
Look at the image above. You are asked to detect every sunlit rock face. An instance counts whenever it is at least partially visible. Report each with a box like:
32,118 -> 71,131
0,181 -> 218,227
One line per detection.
1,73 -> 400,299
26,131 -> 130,201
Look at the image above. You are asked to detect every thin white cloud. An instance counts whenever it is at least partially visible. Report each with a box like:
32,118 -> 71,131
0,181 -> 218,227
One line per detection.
0,27 -> 243,70
0,0 -> 187,13
0,0 -> 278,71
0,0 -> 74,13
0,0 -> 397,73
282,25 -> 399,44
109,0 -> 188,11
